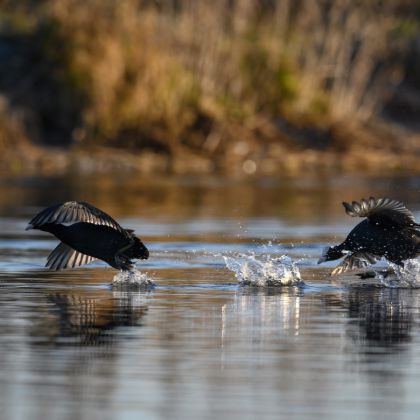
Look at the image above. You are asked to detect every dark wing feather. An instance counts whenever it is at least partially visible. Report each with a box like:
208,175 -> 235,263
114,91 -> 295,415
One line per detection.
27,201 -> 125,233
342,197 -> 417,227
46,242 -> 97,270
331,252 -> 379,276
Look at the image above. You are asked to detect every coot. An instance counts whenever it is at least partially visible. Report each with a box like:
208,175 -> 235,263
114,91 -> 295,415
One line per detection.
318,197 -> 420,275
26,201 -> 149,270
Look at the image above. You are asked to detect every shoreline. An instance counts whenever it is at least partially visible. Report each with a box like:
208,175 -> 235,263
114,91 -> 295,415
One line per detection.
3,142 -> 420,178
3,118 -> 420,178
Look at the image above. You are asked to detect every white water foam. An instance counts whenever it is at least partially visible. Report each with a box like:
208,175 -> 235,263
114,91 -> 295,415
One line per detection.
378,260 -> 420,288
224,254 -> 303,287
112,268 -> 155,288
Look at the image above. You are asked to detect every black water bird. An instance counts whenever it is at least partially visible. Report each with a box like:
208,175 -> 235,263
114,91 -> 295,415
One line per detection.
26,201 -> 149,270
318,197 -> 420,275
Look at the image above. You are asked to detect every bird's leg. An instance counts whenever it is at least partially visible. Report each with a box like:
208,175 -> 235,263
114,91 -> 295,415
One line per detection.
115,243 -> 134,270
115,253 -> 133,270
357,267 -> 396,279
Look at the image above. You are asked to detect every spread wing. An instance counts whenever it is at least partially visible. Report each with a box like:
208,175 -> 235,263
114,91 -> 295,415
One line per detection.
46,242 -> 97,270
342,197 -> 417,227
331,252 -> 379,276
26,201 -> 125,233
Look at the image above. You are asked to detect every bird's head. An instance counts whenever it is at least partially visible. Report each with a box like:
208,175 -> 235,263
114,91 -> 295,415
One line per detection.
318,245 -> 347,264
131,237 -> 149,260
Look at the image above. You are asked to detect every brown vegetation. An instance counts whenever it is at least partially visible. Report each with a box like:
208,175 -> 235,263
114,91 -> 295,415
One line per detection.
0,0 -> 419,175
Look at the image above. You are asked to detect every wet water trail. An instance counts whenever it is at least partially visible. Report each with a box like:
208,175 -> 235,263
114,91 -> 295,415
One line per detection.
112,268 -> 155,288
224,253 -> 303,286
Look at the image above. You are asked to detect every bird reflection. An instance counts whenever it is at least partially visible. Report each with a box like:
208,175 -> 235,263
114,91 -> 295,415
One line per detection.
229,284 -> 417,355
32,288 -> 148,347
346,288 -> 415,351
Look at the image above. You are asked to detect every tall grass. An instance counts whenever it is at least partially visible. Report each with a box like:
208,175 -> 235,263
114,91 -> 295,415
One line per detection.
0,0 -> 416,154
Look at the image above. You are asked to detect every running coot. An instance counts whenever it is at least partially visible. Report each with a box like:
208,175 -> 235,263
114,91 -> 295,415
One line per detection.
26,201 -> 149,270
318,197 -> 420,275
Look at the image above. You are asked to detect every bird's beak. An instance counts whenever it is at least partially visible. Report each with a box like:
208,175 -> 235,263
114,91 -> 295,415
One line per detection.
317,256 -> 327,264
317,246 -> 330,264
25,224 -> 33,231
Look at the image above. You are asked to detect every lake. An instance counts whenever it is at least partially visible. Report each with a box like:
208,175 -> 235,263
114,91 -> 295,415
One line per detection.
1,173 -> 420,420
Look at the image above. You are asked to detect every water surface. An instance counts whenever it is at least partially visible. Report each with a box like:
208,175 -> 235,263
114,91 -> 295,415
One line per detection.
1,174 -> 420,419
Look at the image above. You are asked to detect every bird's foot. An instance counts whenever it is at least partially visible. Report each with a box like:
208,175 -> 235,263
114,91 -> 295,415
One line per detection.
356,267 -> 395,280
115,254 -> 134,271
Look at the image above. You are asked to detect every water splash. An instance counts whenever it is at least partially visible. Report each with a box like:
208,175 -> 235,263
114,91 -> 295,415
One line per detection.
112,268 -> 155,289
224,254 -> 303,287
378,260 -> 420,288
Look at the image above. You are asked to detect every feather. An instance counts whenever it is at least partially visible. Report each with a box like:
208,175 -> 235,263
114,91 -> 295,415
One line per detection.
46,242 -> 96,270
26,201 -> 127,235
342,197 -> 417,227
331,252 -> 379,275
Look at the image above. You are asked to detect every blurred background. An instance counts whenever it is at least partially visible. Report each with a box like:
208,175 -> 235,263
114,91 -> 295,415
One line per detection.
0,0 -> 419,177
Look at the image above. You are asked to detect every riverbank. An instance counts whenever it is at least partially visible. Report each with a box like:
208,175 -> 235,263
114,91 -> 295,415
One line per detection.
3,118 -> 420,177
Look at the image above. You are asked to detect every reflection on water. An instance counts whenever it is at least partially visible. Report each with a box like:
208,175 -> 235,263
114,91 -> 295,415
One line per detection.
347,288 -> 415,350
223,285 -> 418,352
223,287 -> 303,343
2,271 -> 420,419
3,173 -> 420,224
37,290 -> 148,347
1,174 -> 420,418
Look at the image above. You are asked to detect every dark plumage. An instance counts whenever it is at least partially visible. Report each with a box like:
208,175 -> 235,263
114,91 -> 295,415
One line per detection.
26,201 -> 149,270
318,197 -> 420,275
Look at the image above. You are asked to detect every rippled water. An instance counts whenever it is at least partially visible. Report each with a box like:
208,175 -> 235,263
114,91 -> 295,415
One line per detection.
2,174 -> 420,419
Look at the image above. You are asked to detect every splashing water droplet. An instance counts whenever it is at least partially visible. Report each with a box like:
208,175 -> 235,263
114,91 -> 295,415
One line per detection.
112,268 -> 155,289
379,260 -> 420,288
224,254 -> 303,287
